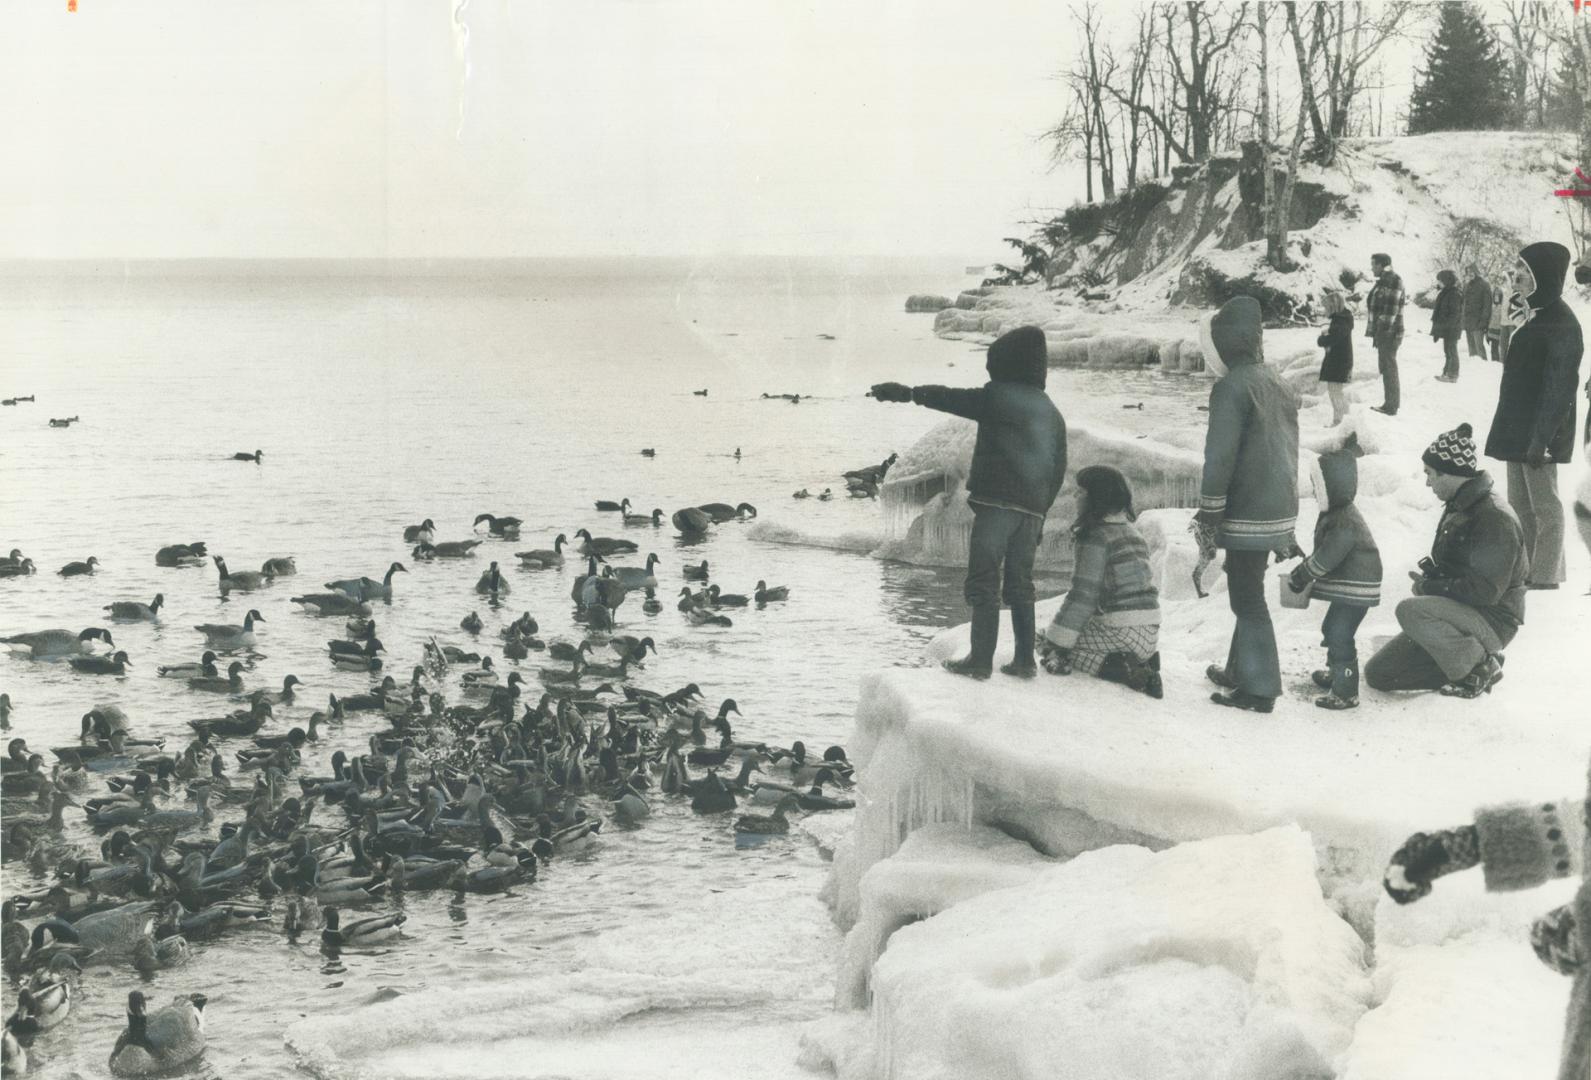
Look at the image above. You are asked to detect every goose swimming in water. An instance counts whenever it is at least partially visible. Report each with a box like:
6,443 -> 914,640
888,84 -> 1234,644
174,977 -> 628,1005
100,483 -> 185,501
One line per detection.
608,553 -> 660,589
473,513 -> 522,539
155,542 -> 207,568
292,593 -> 372,617
105,594 -> 162,621
698,501 -> 758,522
427,539 -> 483,558
261,556 -> 297,577
58,557 -> 98,577
108,991 -> 207,1078
671,507 -> 712,534
70,651 -> 131,676
195,609 -> 264,650
2,627 -> 114,660
515,534 -> 566,568
640,447 -> 655,457
402,518 -> 436,543
213,556 -> 271,592
573,529 -> 637,557
475,561 -> 510,596
326,561 -> 407,602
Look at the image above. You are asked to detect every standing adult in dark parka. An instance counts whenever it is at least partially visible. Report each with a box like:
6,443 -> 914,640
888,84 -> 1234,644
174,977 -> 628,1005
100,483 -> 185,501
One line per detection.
1366,253 -> 1406,415
1461,262 -> 1492,360
1484,241 -> 1583,589
1195,296 -> 1301,713
869,325 -> 1068,679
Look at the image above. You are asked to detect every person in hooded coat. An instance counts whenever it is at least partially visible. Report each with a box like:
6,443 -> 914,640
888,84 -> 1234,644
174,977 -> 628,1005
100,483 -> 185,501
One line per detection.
1431,268 -> 1463,382
870,325 -> 1068,679
1461,262 -> 1492,360
1484,241 -> 1584,590
1194,296 -> 1301,713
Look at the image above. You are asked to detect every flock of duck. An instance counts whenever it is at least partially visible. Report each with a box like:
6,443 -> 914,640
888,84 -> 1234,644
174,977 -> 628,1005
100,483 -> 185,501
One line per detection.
0,492 -> 862,1077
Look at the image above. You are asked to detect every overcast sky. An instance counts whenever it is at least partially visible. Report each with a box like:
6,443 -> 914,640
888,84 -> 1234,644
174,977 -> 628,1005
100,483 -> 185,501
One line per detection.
0,1 -> 1421,262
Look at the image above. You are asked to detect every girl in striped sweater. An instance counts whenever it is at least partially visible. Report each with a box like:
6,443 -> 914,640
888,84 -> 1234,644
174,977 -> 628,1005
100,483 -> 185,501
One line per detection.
1040,466 -> 1163,698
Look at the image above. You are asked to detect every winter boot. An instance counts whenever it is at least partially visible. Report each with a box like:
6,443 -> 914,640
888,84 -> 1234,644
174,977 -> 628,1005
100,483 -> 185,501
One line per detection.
1310,669 -> 1334,691
1210,689 -> 1275,713
943,604 -> 998,680
1205,664 -> 1237,690
1142,652 -> 1164,699
1438,654 -> 1503,699
1314,692 -> 1358,710
1097,652 -> 1132,686
999,603 -> 1037,679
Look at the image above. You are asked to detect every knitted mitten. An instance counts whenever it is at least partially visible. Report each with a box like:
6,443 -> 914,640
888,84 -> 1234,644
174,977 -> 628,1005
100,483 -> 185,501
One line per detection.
1530,904 -> 1583,976
1384,826 -> 1482,904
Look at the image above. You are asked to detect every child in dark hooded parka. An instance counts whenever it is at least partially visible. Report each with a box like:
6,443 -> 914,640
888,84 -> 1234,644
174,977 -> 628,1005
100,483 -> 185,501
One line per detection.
1287,447 -> 1383,708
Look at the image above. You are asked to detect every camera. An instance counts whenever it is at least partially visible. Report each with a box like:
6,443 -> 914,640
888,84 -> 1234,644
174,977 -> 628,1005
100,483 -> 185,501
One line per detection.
1416,557 -> 1437,577
1576,263 -> 1591,286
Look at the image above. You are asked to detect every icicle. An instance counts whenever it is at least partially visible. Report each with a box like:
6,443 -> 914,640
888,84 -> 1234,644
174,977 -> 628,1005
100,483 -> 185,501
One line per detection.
451,0 -> 472,140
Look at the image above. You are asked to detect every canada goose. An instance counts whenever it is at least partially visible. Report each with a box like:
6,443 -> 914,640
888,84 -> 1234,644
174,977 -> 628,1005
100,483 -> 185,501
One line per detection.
261,556 -> 297,577
326,562 -> 407,602
70,650 -> 132,675
195,609 -> 264,650
515,534 -> 567,568
754,580 -> 789,603
233,449 -> 263,461
671,507 -> 712,534
105,594 -> 163,621
108,991 -> 208,1078
608,553 -> 660,589
474,513 -> 522,539
693,388 -> 708,396
475,561 -> 510,596
623,506 -> 665,527
430,540 -> 482,558
2,626 -> 114,659
48,415 -> 79,427
291,593 -> 372,617
698,502 -> 758,522
402,518 -> 436,542
595,498 -> 630,513
573,529 -> 637,557
213,556 -> 271,591
155,542 -> 208,567
58,557 -> 99,577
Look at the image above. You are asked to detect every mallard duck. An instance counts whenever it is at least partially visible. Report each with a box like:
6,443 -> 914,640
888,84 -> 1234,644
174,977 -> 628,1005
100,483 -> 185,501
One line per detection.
233,448 -> 263,461
671,507 -> 712,534
251,674 -> 303,706
291,593 -> 371,617
612,784 -> 650,823
142,787 -> 213,832
321,907 -> 404,947
515,534 -> 567,568
326,562 -> 407,602
154,542 -> 208,568
688,768 -> 737,813
582,654 -> 629,680
460,611 -> 483,634
58,556 -> 99,577
69,651 -> 131,675
754,580 -> 789,603
797,784 -> 855,811
132,933 -> 190,973
187,661 -> 245,694
817,488 -> 833,501
473,513 -> 522,539
0,559 -> 36,578
107,991 -> 208,1078
573,529 -> 637,557
475,561 -> 510,596
189,699 -> 272,739
105,594 -> 163,621
2,626 -> 114,660
158,651 -> 218,679
706,584 -> 749,607
329,640 -> 383,671
430,540 -> 482,558
682,560 -> 709,581
685,606 -> 732,628
734,793 -> 800,834
23,955 -> 79,1029
402,518 -> 436,543
213,556 -> 271,592
0,755 -> 48,797
792,488 -> 811,499
594,498 -> 629,512
382,854 -> 463,892
0,549 -> 25,568
195,609 -> 264,649
5,1016 -> 35,1076
606,635 -> 656,663
608,553 -> 660,589
623,507 -> 664,527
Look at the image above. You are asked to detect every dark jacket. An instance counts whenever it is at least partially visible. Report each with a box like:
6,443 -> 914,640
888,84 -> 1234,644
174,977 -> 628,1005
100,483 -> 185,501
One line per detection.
1302,450 -> 1382,606
910,325 -> 1068,517
1421,471 -> 1527,642
1198,297 -> 1300,551
1316,311 -> 1353,383
1430,284 -> 1462,340
1365,269 -> 1406,348
1462,274 -> 1492,331
1484,246 -> 1583,464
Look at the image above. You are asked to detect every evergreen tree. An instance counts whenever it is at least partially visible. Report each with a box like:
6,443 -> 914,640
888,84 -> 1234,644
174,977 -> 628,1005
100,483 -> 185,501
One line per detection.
1407,3 -> 1511,134
1546,47 -> 1583,135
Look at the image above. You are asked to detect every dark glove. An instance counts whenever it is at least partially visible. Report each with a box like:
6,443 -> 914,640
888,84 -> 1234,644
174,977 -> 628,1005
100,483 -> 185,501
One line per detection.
1273,537 -> 1305,564
869,382 -> 913,403
1524,445 -> 1549,467
1040,641 -> 1072,675
1383,826 -> 1481,904
1530,904 -> 1583,976
1287,565 -> 1313,593
1193,509 -> 1223,532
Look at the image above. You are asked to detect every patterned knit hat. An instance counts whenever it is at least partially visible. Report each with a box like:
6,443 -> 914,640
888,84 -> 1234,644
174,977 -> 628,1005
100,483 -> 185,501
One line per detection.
1422,422 -> 1479,477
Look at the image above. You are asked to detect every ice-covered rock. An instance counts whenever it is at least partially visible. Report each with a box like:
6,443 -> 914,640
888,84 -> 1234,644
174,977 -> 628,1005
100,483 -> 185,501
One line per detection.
904,294 -> 953,313
866,827 -> 1371,1080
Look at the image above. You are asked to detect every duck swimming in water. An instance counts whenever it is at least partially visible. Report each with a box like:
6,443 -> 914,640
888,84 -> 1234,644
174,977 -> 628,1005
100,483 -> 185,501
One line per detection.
108,991 -> 208,1078
321,906 -> 404,948
70,651 -> 132,676
706,584 -> 749,607
623,506 -> 664,527
104,594 -> 162,621
58,557 -> 98,577
155,542 -> 208,568
460,611 -> 483,634
473,513 -> 522,539
158,651 -> 218,679
2,627 -> 114,660
232,449 -> 263,461
0,558 -> 36,578
515,534 -> 566,568
682,560 -> 709,581
195,609 -> 264,650
754,580 -> 789,603
734,793 -> 800,834
187,661 -> 245,694
261,556 -> 297,577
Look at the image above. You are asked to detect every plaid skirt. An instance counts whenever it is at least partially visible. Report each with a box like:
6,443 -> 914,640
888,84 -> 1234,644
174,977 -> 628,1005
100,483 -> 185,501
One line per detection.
1045,617 -> 1160,676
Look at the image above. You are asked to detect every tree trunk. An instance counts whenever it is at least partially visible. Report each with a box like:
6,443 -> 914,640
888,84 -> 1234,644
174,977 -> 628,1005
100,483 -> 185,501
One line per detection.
1285,2 -> 1329,155
1259,2 -> 1281,269
1274,84 -> 1311,274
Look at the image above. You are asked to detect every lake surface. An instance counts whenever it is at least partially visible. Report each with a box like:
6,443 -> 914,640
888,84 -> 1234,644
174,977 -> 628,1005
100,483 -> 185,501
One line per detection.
0,259 -> 1075,1079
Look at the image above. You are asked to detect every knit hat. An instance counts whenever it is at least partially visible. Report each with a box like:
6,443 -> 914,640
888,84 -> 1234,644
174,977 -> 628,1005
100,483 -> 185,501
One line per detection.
1422,422 -> 1480,478
985,325 -> 1048,389
1518,241 -> 1570,309
1074,465 -> 1136,519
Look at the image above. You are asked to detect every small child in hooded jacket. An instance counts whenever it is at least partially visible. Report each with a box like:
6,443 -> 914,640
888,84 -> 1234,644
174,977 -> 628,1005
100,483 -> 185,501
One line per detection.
1286,447 -> 1383,708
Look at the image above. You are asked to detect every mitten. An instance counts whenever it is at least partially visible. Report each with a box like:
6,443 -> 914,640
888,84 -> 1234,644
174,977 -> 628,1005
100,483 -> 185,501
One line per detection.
1192,508 -> 1223,532
1287,564 -> 1313,593
1040,642 -> 1073,675
1530,904 -> 1583,976
1383,826 -> 1481,904
1273,535 -> 1305,563
869,382 -> 913,403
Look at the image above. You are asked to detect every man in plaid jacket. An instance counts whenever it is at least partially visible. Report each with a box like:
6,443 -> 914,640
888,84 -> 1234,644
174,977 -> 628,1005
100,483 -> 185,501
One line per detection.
1366,252 -> 1406,415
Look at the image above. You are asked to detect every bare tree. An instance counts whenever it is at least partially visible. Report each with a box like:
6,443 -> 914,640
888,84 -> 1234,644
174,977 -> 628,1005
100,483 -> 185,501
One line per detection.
1493,1 -> 1560,129
1293,2 -> 1418,155
1162,2 -> 1251,161
1042,98 -> 1096,203
1118,8 -> 1159,188
1075,3 -> 1119,200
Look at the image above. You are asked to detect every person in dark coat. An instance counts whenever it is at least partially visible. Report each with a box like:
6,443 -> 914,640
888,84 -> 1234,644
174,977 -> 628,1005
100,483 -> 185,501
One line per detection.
1484,241 -> 1584,590
1286,447 -> 1382,709
1316,288 -> 1353,426
1461,262 -> 1492,359
1431,268 -> 1463,382
1364,423 -> 1527,697
1195,296 -> 1301,713
870,325 -> 1068,679
1366,252 -> 1406,415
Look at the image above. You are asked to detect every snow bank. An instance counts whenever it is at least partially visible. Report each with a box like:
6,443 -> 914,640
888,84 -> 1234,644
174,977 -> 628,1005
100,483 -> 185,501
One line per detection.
866,827 -> 1370,1080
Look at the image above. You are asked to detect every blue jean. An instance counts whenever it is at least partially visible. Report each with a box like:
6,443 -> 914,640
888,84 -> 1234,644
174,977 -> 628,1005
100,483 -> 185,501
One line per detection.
1320,601 -> 1368,698
965,504 -> 1041,608
1222,549 -> 1281,698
